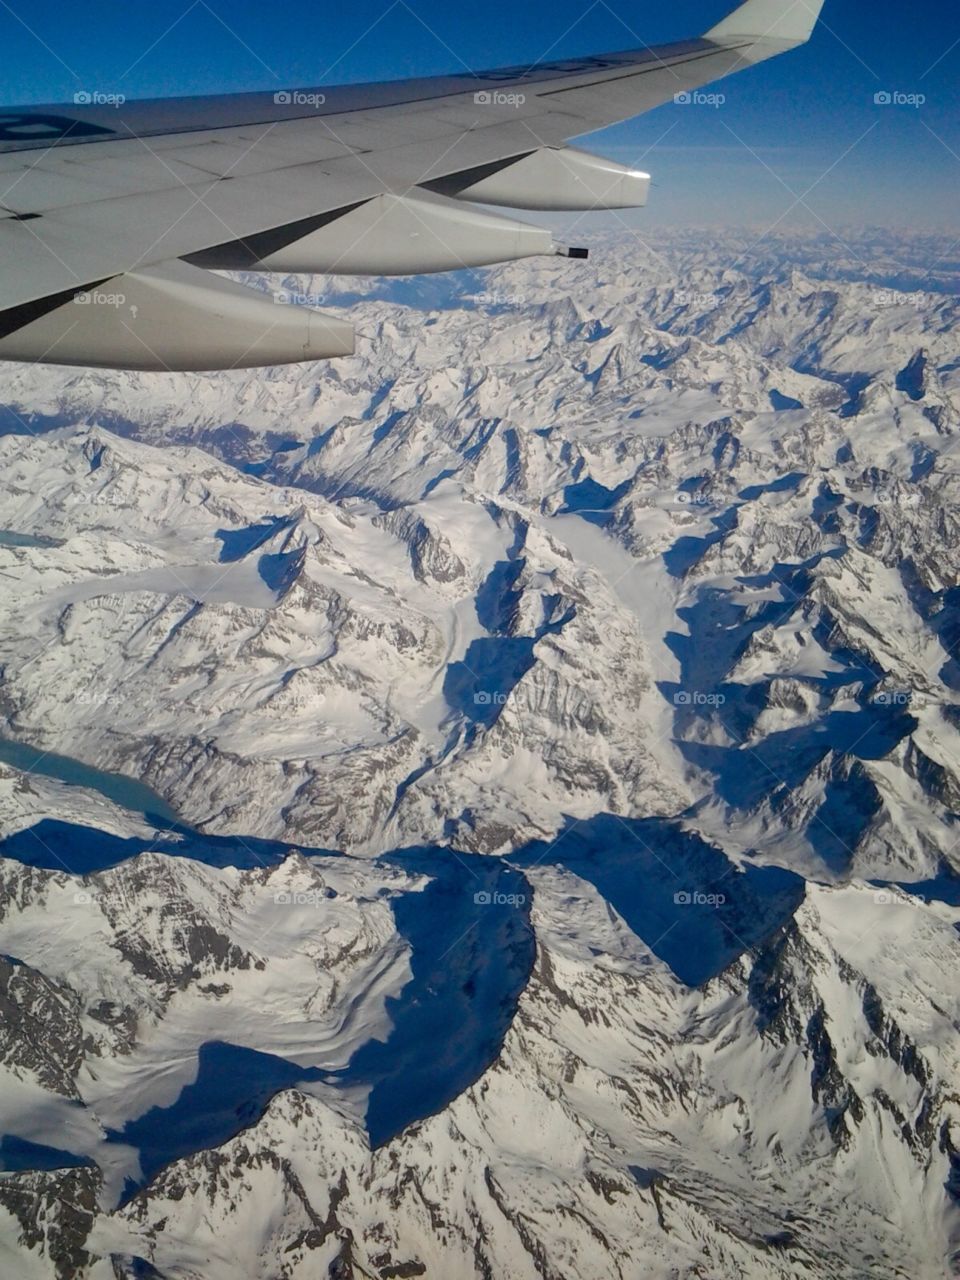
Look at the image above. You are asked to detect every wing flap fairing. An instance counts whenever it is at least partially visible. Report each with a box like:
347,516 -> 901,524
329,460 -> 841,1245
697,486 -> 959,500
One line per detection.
425,147 -> 651,211
0,260 -> 354,370
241,191 -> 565,276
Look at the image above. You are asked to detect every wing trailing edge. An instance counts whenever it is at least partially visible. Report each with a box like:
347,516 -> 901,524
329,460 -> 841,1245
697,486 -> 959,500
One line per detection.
0,0 -> 829,370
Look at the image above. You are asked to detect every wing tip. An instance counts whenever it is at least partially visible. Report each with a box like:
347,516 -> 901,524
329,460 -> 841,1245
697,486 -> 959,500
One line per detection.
706,0 -> 826,45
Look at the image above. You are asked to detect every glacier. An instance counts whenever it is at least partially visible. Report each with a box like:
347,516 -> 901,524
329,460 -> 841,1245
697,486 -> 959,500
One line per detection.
0,227 -> 957,1278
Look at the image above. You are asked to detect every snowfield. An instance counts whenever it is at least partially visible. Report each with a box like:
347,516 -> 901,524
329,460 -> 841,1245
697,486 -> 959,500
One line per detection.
0,227 -> 958,1278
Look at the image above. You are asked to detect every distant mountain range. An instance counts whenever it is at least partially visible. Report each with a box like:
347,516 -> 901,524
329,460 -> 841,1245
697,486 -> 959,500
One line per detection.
0,228 -> 958,1278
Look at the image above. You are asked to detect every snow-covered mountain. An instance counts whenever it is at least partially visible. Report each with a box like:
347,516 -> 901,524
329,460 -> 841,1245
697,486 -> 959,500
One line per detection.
0,228 -> 958,1278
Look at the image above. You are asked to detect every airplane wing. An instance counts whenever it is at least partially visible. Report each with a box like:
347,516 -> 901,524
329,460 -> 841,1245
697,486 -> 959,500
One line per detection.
0,0 -> 826,370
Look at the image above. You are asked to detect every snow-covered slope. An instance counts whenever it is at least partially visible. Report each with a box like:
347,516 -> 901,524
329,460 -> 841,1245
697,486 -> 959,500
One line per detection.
0,426 -> 687,851
0,228 -> 958,1278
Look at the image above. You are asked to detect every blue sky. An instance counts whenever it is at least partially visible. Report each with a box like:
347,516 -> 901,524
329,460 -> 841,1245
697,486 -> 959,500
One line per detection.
1,0 -> 958,230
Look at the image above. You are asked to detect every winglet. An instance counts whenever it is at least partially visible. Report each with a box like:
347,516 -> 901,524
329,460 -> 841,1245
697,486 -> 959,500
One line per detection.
706,0 -> 825,45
